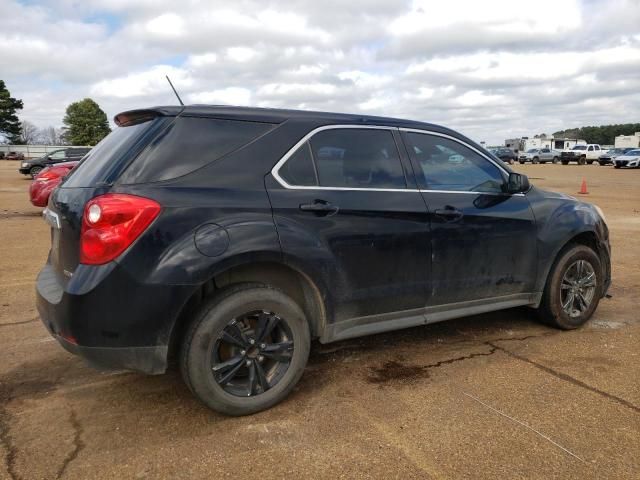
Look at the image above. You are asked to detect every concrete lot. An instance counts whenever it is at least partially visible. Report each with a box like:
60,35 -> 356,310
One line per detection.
0,160 -> 638,479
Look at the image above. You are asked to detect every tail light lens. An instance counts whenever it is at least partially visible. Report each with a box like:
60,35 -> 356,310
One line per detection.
80,194 -> 161,265
35,168 -> 64,181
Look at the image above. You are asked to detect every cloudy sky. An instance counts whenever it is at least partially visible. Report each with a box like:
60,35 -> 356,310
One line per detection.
1,0 -> 639,144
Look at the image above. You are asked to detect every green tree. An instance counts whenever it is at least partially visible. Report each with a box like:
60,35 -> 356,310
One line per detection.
0,80 -> 24,144
553,123 -> 640,145
62,98 -> 111,145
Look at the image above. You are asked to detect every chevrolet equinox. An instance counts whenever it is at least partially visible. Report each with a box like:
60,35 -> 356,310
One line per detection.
37,106 -> 611,415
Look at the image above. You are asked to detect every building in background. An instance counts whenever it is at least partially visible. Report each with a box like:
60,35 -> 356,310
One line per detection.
505,136 -> 586,152
614,132 -> 640,149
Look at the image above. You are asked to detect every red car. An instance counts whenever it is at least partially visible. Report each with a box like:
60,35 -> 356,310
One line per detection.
29,161 -> 78,207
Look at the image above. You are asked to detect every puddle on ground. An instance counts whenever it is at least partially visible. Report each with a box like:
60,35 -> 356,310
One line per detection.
367,360 -> 429,385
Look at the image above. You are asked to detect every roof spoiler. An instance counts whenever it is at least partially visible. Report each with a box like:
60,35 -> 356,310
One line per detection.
114,107 -> 184,127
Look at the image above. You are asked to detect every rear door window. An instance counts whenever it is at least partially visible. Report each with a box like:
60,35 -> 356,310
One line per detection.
121,117 -> 274,183
279,143 -> 318,186
309,129 -> 407,189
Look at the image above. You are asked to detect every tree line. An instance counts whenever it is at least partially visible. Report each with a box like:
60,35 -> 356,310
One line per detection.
0,79 -> 111,146
553,124 -> 640,146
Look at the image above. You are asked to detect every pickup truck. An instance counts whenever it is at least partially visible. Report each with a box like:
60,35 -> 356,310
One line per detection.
519,148 -> 561,164
560,144 -> 604,165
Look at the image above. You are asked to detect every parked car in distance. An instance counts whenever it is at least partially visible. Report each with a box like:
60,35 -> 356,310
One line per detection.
6,151 -> 25,160
519,148 -> 561,164
29,161 -> 79,207
598,147 -> 633,166
19,147 -> 90,178
36,105 -> 611,416
561,144 -> 603,165
612,148 -> 640,169
490,147 -> 518,164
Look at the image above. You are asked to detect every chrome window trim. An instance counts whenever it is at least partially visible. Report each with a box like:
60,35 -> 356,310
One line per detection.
271,124 -> 524,196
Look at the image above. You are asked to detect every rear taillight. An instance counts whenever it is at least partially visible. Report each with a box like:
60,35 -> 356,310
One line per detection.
80,194 -> 161,265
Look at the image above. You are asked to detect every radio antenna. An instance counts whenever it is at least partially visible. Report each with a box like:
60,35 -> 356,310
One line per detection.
165,75 -> 184,106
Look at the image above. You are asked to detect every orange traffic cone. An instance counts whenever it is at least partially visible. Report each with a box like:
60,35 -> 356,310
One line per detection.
578,178 -> 589,194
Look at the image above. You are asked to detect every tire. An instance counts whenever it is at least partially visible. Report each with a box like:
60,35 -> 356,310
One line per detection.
519,160 -> 525,164
533,157 -> 539,164
614,165 -> 621,169
180,283 -> 311,416
537,244 -> 603,330
587,160 -> 594,165
578,156 -> 586,166
552,156 -> 559,164
30,166 -> 43,178
561,160 -> 569,165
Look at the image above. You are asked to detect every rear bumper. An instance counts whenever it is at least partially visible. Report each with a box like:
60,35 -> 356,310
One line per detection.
36,260 -> 194,375
53,334 -> 167,374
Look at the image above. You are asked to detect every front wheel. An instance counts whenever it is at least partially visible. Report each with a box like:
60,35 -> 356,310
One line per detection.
578,156 -> 587,165
561,160 -> 569,165
587,160 -> 594,165
552,156 -> 559,164
537,245 -> 603,329
181,284 -> 311,416
30,166 -> 43,178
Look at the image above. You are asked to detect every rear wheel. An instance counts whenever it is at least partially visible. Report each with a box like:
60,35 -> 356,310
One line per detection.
537,245 -> 602,329
181,283 -> 310,416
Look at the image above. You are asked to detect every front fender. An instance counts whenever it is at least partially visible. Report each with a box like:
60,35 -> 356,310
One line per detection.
530,188 -> 608,293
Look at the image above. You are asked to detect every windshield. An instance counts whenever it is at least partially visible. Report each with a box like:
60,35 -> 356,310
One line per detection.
526,149 -> 537,153
572,146 -> 587,150
626,149 -> 640,156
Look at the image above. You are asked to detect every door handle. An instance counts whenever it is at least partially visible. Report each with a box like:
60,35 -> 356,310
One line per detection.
434,206 -> 463,222
299,200 -> 339,216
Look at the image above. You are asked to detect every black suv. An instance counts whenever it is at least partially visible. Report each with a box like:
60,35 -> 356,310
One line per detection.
490,147 -> 517,164
37,106 -> 611,415
19,147 -> 91,178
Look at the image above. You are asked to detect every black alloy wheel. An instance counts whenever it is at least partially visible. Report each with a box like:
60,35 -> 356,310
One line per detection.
212,310 -> 294,397
181,283 -> 310,415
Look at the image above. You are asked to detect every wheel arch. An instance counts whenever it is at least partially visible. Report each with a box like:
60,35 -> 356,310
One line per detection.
167,259 -> 328,364
535,229 -> 602,301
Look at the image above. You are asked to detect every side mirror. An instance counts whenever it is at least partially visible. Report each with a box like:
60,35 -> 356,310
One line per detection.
506,172 -> 530,194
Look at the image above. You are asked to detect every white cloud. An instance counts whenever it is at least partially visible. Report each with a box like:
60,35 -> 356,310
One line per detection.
2,0 -> 640,144
189,87 -> 252,105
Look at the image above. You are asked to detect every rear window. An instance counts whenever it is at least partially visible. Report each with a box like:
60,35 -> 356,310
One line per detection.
120,116 -> 274,183
63,121 -> 152,188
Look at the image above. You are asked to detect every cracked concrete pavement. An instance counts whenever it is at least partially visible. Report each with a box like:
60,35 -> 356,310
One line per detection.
0,161 -> 638,479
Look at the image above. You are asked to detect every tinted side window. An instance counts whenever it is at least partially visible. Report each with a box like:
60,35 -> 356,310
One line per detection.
123,117 -> 274,183
279,142 -> 317,186
308,129 -> 406,189
405,133 -> 505,193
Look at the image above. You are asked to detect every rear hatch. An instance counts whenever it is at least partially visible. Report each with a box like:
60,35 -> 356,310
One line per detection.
47,112 -> 171,278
